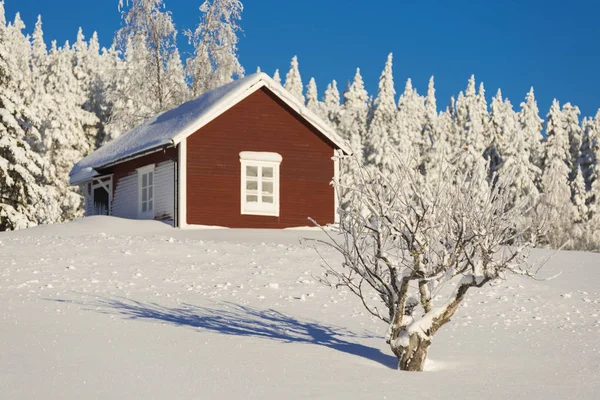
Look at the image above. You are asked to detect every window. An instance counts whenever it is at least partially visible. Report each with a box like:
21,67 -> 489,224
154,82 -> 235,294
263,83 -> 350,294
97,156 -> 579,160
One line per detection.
240,152 -> 282,216
137,164 -> 155,219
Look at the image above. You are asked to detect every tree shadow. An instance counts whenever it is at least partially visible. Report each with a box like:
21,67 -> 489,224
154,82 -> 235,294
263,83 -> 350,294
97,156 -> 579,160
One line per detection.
53,296 -> 397,369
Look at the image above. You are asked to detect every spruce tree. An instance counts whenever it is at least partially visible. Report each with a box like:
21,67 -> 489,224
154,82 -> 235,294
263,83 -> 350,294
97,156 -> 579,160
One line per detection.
540,100 -> 575,248
562,103 -> 582,180
323,80 -> 341,128
0,25 -> 47,230
340,68 -> 369,159
305,77 -> 321,114
284,55 -> 304,103
396,78 -> 425,168
518,87 -> 544,174
364,53 -> 399,175
272,69 -> 281,85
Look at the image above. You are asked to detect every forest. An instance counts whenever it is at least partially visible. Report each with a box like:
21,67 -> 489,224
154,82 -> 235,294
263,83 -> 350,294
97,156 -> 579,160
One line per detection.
0,0 -> 598,251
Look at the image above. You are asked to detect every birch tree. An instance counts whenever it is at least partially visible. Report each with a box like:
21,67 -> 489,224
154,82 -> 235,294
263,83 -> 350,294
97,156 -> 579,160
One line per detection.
310,154 -> 542,371
186,0 -> 244,96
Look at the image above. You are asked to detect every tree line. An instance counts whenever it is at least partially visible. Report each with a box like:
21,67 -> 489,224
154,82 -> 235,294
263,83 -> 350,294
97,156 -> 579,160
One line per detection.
1,1 -> 599,253
283,54 -> 599,251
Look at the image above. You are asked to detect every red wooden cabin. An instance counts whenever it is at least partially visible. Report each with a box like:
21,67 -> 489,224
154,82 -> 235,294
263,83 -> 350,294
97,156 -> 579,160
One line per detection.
69,73 -> 350,228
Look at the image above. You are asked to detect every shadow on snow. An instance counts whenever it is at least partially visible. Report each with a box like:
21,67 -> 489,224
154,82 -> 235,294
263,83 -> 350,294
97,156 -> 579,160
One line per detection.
52,296 -> 397,369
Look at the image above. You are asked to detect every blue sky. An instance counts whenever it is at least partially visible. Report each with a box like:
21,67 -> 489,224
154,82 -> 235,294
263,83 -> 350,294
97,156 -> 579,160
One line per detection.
5,0 -> 600,119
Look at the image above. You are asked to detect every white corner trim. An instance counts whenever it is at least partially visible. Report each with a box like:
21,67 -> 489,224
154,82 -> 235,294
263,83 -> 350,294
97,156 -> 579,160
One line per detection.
239,151 -> 283,163
178,138 -> 188,229
333,149 -> 341,224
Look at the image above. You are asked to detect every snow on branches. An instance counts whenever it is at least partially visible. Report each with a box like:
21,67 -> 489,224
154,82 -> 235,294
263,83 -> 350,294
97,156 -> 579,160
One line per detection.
308,154 -> 545,371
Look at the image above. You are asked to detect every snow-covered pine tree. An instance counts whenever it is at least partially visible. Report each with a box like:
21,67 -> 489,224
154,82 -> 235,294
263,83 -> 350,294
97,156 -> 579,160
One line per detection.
337,69 -> 370,209
272,69 -> 281,85
0,20 -> 48,230
518,87 -> 544,175
84,33 -> 120,148
562,103 -> 582,181
421,76 -> 441,176
583,112 -> 600,248
570,164 -> 588,246
396,78 -> 425,168
30,15 -> 47,90
323,80 -> 341,128
38,40 -> 99,221
486,89 -> 510,177
452,76 -> 489,177
284,55 -> 304,103
4,13 -> 33,99
539,99 -> 576,248
364,53 -> 400,175
581,112 -> 600,191
340,68 -> 369,159
186,0 -> 244,96
305,77 -> 321,114
492,95 -> 541,237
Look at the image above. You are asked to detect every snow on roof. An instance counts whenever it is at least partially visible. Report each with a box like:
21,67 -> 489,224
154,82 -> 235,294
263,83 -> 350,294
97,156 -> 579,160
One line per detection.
70,72 -> 350,185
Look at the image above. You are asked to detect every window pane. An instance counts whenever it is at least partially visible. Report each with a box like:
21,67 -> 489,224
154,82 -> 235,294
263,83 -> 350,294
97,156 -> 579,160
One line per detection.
148,200 -> 153,211
142,188 -> 147,202
263,196 -> 273,204
149,172 -> 153,186
262,167 -> 273,178
263,181 -> 273,194
246,166 -> 258,177
142,174 -> 147,187
246,195 -> 258,203
149,186 -> 153,200
142,202 -> 147,212
246,180 -> 258,191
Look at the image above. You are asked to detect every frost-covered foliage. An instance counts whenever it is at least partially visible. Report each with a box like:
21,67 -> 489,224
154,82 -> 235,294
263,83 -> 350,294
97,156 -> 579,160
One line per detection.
0,0 -> 246,230
364,53 -> 401,175
311,154 -> 542,371
186,0 -> 244,97
272,53 -> 598,251
284,56 -> 304,103
323,80 -> 341,127
2,1 -> 600,251
305,77 -> 321,114
539,100 -> 575,248
107,0 -> 186,139
0,21 -> 48,230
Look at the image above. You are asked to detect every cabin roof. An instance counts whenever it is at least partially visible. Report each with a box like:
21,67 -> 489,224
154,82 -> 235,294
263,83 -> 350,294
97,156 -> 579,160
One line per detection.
70,72 -> 350,185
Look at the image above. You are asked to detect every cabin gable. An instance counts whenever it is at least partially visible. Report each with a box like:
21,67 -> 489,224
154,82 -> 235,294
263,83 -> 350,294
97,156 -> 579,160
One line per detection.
185,87 -> 336,228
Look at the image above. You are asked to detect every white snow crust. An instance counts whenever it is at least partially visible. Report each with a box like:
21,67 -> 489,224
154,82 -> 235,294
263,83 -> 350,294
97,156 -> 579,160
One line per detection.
1,217 -> 599,399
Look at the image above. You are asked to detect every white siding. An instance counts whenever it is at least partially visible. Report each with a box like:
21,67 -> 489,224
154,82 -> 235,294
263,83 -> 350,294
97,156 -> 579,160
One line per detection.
111,160 -> 175,224
83,185 -> 93,216
112,172 -> 138,220
154,161 -> 175,224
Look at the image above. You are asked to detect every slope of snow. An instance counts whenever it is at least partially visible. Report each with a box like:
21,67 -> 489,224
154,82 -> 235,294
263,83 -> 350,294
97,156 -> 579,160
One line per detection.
1,217 -> 599,399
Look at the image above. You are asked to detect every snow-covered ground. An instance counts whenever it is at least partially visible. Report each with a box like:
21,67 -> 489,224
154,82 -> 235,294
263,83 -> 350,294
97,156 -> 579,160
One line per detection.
1,217 -> 599,399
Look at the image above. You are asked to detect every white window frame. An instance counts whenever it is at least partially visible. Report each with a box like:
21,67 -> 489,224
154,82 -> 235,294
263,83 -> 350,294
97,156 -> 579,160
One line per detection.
137,164 -> 155,219
239,152 -> 282,217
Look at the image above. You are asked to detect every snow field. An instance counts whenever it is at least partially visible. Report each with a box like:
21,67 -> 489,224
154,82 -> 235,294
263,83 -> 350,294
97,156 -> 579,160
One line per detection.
1,217 -> 599,399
